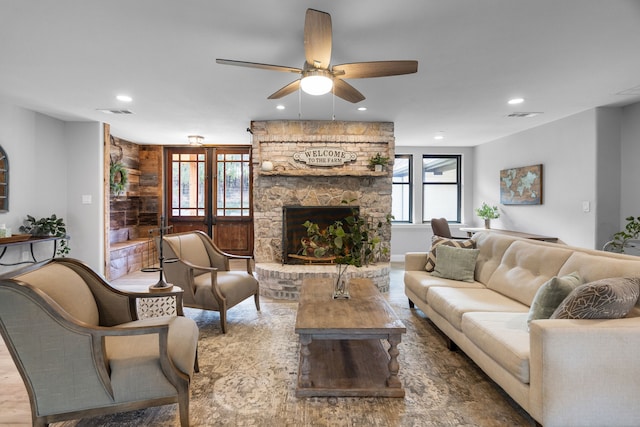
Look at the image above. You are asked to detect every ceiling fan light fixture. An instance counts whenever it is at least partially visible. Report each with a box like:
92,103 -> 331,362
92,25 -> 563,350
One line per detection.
300,70 -> 333,96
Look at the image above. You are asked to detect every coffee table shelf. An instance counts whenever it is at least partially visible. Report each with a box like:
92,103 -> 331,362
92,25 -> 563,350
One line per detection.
295,278 -> 405,398
296,338 -> 404,397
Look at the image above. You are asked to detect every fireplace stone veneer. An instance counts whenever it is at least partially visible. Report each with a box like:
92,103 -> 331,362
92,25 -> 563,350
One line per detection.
251,120 -> 394,300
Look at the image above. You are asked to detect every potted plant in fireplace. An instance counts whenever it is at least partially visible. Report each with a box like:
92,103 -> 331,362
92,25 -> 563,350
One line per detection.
301,203 -> 392,298
369,152 -> 390,172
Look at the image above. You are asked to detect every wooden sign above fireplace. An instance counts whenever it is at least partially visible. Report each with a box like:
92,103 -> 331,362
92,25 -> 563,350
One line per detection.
293,147 -> 358,167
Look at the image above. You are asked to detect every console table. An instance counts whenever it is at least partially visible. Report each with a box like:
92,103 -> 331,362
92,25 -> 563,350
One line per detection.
460,227 -> 558,243
0,235 -> 69,266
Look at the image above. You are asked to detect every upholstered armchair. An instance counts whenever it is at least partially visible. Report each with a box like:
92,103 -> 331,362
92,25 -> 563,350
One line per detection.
0,258 -> 198,427
160,230 -> 260,333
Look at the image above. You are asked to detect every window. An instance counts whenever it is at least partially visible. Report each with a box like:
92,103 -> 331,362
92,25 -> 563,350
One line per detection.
392,155 -> 412,222
171,151 -> 205,217
422,155 -> 461,223
216,152 -> 251,217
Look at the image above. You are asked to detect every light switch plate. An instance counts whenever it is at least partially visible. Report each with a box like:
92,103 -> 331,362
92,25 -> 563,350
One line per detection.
82,194 -> 92,204
582,201 -> 590,212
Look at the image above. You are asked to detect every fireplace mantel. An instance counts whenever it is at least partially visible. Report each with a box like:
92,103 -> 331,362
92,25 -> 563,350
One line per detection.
259,169 -> 387,177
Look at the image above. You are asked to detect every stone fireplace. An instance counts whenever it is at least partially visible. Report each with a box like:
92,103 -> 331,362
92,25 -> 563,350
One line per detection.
251,120 -> 394,299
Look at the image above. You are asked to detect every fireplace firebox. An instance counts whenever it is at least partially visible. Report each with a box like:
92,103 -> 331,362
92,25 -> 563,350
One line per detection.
282,205 -> 359,265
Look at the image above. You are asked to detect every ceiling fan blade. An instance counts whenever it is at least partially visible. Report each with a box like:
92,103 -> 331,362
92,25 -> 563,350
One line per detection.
267,80 -> 301,99
216,59 -> 302,74
333,60 -> 418,78
304,9 -> 332,69
332,79 -> 365,103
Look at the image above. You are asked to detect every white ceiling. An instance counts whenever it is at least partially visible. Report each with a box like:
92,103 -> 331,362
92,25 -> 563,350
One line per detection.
1,0 -> 639,147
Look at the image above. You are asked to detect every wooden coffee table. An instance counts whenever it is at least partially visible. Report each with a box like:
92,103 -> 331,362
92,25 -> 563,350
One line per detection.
294,277 -> 406,397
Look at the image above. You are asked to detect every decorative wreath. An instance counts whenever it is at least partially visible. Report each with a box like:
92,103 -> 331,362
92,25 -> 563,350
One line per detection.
110,162 -> 128,196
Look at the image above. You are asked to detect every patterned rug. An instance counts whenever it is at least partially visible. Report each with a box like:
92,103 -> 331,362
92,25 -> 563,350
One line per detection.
58,282 -> 537,427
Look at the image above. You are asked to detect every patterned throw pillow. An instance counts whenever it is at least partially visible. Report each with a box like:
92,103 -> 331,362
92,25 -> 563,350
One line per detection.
425,236 -> 475,272
527,271 -> 583,327
550,277 -> 640,320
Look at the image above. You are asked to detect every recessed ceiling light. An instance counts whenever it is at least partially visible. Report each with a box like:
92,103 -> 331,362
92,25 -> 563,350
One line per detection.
434,134 -> 444,140
116,95 -> 132,102
357,106 -> 367,111
276,105 -> 285,110
508,97 -> 524,105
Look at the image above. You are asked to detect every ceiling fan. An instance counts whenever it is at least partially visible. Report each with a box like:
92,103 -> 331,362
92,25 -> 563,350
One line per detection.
216,8 -> 418,103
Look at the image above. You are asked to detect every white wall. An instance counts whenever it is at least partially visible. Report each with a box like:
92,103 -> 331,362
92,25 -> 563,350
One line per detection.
65,122 -> 104,272
595,107 -> 622,249
0,95 -> 104,274
620,102 -> 640,219
472,106 -> 637,249
390,146 -> 474,260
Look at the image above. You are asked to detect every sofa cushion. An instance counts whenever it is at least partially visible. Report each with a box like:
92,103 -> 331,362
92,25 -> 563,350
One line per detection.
471,232 -> 517,285
427,287 -> 529,331
551,277 -> 640,320
425,236 -> 475,272
486,240 -> 575,306
404,271 -> 485,303
527,271 -> 583,327
462,312 -> 531,384
431,245 -> 479,282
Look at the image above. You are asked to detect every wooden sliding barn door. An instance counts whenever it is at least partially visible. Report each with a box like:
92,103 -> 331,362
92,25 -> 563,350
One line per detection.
165,146 -> 253,255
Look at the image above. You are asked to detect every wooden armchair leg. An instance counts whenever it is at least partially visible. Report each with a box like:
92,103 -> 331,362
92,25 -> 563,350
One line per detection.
220,308 -> 227,334
254,292 -> 261,311
177,385 -> 190,427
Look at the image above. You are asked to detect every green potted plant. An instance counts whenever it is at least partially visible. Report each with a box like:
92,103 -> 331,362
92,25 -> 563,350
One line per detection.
369,153 -> 390,172
608,216 -> 640,253
475,202 -> 500,229
19,214 -> 70,256
300,201 -> 393,298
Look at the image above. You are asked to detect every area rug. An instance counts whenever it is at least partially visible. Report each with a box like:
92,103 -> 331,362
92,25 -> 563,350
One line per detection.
58,285 -> 536,427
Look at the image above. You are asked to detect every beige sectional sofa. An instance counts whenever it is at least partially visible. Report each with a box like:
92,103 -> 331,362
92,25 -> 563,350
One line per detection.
404,232 -> 640,427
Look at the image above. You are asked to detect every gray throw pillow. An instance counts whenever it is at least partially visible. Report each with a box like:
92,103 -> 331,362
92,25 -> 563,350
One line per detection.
550,277 -> 640,320
527,272 -> 583,327
425,236 -> 475,272
430,244 -> 479,283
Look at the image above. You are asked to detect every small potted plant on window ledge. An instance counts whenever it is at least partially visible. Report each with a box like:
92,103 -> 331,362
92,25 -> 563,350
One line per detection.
475,202 -> 500,229
369,153 -> 390,172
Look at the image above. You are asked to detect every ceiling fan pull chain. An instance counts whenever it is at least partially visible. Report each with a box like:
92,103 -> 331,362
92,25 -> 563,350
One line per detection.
332,91 -> 336,121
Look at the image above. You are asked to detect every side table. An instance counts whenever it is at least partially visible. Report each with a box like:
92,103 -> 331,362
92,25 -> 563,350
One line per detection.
116,285 -> 184,319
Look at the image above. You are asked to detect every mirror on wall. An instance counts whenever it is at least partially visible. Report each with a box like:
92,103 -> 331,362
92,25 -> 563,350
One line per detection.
0,146 -> 8,212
